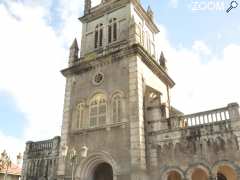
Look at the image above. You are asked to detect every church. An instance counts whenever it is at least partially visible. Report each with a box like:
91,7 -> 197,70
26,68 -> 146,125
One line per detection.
21,0 -> 240,180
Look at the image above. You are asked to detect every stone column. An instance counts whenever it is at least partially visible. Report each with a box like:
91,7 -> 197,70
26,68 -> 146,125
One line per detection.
228,103 -> 240,150
57,76 -> 75,179
228,103 -> 240,122
146,107 -> 162,170
128,16 -> 137,46
129,56 -> 147,180
21,141 -> 33,180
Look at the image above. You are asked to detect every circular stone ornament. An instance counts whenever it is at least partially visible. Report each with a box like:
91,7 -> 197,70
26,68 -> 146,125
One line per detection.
93,72 -> 104,85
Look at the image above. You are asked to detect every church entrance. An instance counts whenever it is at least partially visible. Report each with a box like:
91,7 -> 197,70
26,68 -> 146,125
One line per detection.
93,163 -> 113,180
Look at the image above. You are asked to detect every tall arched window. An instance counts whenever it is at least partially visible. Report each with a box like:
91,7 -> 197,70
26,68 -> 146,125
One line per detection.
76,103 -> 84,129
89,94 -> 107,127
112,93 -> 122,123
95,24 -> 103,49
108,18 -> 117,43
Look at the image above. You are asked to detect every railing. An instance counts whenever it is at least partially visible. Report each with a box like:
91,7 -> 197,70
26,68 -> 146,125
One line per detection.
169,103 -> 239,129
29,140 -> 53,152
181,107 -> 230,127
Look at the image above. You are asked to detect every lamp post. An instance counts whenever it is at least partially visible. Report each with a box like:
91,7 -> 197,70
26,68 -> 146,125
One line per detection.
61,145 -> 88,180
16,153 -> 22,166
0,150 -> 12,180
69,148 -> 77,180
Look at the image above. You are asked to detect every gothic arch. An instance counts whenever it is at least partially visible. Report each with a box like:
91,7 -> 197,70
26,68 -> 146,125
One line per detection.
110,90 -> 125,123
75,151 -> 120,180
87,89 -> 108,105
185,163 -> 211,180
161,167 -> 184,180
74,101 -> 86,129
109,90 -> 125,100
212,160 -> 239,180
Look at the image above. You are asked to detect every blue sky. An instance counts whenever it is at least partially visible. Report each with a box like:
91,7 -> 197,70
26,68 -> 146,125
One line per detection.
0,0 -> 240,160
0,91 -> 26,137
142,0 -> 240,54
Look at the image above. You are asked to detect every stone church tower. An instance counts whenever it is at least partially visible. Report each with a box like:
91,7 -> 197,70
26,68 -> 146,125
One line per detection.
21,0 -> 240,180
58,0 -> 174,179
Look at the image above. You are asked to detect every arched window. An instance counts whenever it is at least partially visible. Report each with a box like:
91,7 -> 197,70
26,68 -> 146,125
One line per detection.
89,94 -> 107,127
108,18 -> 117,43
112,94 -> 122,123
95,24 -> 103,49
76,103 -> 85,129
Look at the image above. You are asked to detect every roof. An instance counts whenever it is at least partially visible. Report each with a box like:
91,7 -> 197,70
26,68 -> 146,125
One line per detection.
0,163 -> 21,176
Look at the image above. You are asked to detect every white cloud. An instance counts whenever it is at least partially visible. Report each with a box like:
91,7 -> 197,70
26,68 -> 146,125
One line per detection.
58,0 -> 83,46
192,40 -> 211,55
0,131 -> 25,165
0,1 -> 68,158
0,0 -> 240,162
169,0 -> 179,8
92,0 -> 102,7
156,24 -> 240,114
0,0 -> 86,159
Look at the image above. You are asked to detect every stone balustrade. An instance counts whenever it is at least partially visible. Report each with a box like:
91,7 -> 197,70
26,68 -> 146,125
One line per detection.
168,103 -> 240,130
25,136 -> 60,154
29,140 -> 53,152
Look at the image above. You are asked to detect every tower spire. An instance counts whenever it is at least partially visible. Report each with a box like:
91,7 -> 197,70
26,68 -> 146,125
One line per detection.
159,52 -> 167,71
69,38 -> 79,65
147,6 -> 154,20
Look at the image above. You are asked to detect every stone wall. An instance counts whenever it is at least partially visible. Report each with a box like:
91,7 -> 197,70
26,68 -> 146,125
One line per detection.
22,136 -> 60,180
148,103 -> 240,180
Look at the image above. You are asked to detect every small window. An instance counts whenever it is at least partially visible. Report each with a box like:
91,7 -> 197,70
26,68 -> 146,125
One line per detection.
108,18 -> 117,44
95,24 -> 103,49
112,94 -> 122,123
99,28 -> 103,47
95,29 -> 99,49
108,25 -> 112,43
113,22 -> 117,41
76,103 -> 84,129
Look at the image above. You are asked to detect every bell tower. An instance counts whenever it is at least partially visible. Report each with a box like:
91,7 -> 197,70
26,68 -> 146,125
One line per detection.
57,0 -> 175,180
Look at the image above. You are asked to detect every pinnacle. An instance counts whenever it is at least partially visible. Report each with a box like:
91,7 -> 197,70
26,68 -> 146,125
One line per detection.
70,38 -> 79,50
159,51 -> 167,70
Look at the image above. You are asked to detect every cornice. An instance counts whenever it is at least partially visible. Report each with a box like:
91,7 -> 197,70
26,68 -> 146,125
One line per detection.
131,44 -> 175,88
79,0 -> 160,34
61,44 -> 175,88
79,0 -> 129,23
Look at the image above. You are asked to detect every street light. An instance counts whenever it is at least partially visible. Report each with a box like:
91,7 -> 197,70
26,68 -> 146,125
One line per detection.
61,145 -> 88,180
69,148 -> 77,180
0,150 -> 12,180
16,153 -> 22,166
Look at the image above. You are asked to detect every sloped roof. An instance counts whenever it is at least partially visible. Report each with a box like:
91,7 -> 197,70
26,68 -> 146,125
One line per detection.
0,163 -> 21,176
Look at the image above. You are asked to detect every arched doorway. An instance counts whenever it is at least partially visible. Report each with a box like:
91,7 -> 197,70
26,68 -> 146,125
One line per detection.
217,173 -> 227,180
217,165 -> 237,180
93,163 -> 113,180
167,171 -> 182,180
192,168 -> 208,180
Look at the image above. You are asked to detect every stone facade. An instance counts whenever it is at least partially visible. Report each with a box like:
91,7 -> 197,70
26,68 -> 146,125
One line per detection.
22,0 -> 240,180
21,137 -> 60,180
